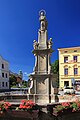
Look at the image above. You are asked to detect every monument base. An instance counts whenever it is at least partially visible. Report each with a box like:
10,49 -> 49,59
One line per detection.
27,94 -> 59,104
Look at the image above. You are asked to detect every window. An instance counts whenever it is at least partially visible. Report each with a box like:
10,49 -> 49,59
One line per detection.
2,64 -> 4,69
64,81 -> 69,87
64,68 -> 68,75
74,50 -> 77,52
6,73 -> 7,78
64,57 -> 68,63
2,73 -> 4,77
74,68 -> 78,75
73,56 -> 77,62
2,82 -> 4,87
6,82 -> 8,87
64,51 -> 67,53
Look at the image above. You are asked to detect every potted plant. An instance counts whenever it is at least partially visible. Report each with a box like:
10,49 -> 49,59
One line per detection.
53,101 -> 80,116
53,102 -> 71,115
70,100 -> 80,112
7,100 -> 39,119
0,101 -> 11,117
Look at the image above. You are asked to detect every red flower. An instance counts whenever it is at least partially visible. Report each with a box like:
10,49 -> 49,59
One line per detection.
21,100 -> 26,103
61,102 -> 70,107
0,101 -> 11,113
19,100 -> 35,110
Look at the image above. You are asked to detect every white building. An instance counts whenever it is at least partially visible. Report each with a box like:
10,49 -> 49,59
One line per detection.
0,56 -> 9,90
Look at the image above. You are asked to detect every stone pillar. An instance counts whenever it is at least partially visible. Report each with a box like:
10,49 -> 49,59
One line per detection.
30,10 -> 54,104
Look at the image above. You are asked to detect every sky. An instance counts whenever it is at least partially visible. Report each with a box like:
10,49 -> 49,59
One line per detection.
0,0 -> 80,80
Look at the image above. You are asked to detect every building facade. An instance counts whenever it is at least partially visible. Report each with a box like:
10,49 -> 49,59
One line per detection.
0,56 -> 9,90
58,47 -> 80,90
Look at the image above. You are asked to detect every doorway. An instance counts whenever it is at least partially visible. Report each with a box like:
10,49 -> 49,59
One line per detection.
64,81 -> 69,87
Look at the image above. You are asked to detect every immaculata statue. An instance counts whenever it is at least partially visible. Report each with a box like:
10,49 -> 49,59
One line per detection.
28,10 -> 57,104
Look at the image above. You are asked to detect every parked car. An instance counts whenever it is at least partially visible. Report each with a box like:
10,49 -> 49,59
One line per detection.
64,86 -> 75,94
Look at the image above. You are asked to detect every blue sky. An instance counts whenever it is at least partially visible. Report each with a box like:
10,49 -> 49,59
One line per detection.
0,0 -> 80,80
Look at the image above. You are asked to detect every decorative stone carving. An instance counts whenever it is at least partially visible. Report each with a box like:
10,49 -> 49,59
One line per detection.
40,20 -> 48,31
33,40 -> 39,49
39,10 -> 48,31
28,77 -> 33,94
48,38 -> 53,49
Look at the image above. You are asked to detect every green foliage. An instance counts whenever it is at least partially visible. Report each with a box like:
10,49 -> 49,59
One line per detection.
51,60 -> 59,74
9,75 -> 17,87
51,60 -> 59,87
71,102 -> 78,111
22,81 -> 28,87
22,79 -> 31,88
11,85 -> 17,88
54,101 -> 80,114
22,85 -> 27,88
9,74 -> 31,88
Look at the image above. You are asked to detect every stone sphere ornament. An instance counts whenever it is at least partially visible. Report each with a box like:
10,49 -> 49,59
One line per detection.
39,10 -> 46,16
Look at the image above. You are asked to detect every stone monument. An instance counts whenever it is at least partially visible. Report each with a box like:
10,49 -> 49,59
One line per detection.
29,10 -> 56,104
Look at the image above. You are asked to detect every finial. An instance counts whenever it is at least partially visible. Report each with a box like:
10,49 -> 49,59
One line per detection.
39,10 -> 46,16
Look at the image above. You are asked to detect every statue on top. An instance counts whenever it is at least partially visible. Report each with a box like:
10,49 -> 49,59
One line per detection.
48,38 -> 53,49
33,40 -> 39,49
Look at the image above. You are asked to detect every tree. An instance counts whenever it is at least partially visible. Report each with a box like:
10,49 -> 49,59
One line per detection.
51,60 -> 59,87
9,75 -> 17,87
22,80 -> 27,87
22,80 -> 31,88
51,60 -> 59,74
